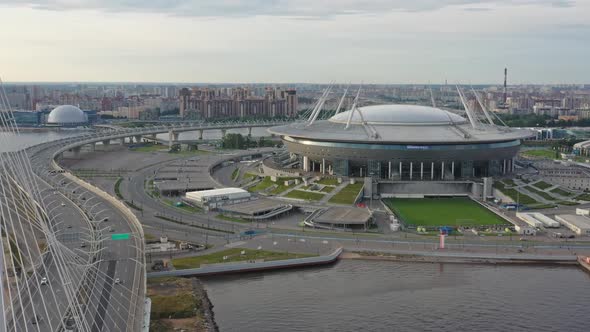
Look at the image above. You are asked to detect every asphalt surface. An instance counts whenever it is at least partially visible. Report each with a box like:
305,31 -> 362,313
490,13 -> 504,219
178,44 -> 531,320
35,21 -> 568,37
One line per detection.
11,137 -> 145,332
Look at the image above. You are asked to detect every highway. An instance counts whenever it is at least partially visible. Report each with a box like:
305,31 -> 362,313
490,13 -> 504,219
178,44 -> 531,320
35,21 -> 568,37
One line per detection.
11,135 -> 147,332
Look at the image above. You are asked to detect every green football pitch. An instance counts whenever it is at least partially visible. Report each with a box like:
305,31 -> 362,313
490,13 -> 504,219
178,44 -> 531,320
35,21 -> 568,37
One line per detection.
383,197 -> 508,227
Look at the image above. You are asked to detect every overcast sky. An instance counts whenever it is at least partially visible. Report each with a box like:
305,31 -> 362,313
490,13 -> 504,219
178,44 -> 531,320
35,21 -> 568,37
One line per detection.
0,0 -> 588,84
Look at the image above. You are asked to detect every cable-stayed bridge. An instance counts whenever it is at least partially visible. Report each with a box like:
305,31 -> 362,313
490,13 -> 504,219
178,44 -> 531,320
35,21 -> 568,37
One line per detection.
0,82 -> 147,332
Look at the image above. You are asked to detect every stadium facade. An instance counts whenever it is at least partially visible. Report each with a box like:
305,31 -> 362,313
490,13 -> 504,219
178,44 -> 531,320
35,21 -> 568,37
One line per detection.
269,94 -> 533,181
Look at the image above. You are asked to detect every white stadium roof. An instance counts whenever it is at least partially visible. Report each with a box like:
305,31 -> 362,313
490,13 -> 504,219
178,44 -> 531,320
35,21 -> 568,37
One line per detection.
330,105 -> 467,125
269,103 -> 534,144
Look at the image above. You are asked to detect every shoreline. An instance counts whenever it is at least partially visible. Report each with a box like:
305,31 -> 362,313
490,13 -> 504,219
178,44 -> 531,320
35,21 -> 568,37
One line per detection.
193,278 -> 219,332
340,250 -> 580,266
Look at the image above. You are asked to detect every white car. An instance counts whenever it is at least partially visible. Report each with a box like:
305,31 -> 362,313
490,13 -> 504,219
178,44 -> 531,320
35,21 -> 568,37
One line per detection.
114,278 -> 121,285
40,277 -> 48,285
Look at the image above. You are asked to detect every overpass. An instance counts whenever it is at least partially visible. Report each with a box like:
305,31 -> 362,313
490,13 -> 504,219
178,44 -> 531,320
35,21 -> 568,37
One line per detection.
89,119 -> 291,153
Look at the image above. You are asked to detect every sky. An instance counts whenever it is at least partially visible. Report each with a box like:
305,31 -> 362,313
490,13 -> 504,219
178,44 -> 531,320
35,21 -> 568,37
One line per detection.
0,0 -> 589,84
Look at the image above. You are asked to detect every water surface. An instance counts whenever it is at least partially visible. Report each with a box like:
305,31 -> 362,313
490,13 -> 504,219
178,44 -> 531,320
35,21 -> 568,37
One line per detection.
204,260 -> 590,332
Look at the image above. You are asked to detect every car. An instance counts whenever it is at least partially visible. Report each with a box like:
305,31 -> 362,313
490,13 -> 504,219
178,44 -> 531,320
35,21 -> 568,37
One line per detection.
61,203 -> 66,207
80,243 -> 87,248
67,225 -> 72,229
114,278 -> 121,284
108,227 -> 114,232
31,315 -> 42,325
40,277 -> 48,285
102,217 -> 109,222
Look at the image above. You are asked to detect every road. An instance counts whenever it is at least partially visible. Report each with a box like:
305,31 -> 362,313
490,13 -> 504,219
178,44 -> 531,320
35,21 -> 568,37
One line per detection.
11,136 -> 146,332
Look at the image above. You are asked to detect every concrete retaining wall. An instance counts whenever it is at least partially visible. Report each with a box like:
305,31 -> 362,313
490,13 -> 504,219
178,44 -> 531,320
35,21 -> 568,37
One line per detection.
148,247 -> 342,278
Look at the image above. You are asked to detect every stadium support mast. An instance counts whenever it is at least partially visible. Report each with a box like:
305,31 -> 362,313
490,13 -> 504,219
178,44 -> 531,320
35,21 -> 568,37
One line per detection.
345,86 -> 363,130
503,67 -> 508,107
308,85 -> 332,126
471,88 -> 495,125
456,85 -> 479,130
429,86 -> 436,108
334,85 -> 349,116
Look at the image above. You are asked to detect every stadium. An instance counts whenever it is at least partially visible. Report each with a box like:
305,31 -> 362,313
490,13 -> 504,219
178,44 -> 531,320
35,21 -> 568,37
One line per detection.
269,94 -> 533,181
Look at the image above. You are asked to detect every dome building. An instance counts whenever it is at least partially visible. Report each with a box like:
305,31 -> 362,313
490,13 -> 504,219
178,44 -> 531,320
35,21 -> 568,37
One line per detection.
46,105 -> 88,127
269,103 -> 534,180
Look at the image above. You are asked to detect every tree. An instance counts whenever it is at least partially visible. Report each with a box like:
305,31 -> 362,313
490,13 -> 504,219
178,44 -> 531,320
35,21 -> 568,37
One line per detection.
222,133 -> 246,149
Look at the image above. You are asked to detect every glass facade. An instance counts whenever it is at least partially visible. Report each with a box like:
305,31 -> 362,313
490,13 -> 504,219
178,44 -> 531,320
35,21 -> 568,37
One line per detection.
304,158 -> 512,180
13,111 -> 41,126
332,159 -> 349,176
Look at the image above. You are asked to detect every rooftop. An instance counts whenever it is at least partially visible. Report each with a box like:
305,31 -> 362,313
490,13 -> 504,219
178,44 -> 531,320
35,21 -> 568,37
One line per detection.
312,206 -> 372,225
269,104 -> 534,144
330,105 -> 467,125
555,214 -> 590,229
186,187 -> 249,198
221,198 -> 290,215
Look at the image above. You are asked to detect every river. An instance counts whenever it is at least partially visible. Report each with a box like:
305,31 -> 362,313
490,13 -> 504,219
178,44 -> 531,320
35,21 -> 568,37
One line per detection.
0,130 -> 82,152
203,259 -> 590,332
1,127 -> 271,153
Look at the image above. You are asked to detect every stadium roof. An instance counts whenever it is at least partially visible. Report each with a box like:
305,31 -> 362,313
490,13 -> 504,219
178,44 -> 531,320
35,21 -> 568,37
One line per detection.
269,104 -> 534,144
330,105 -> 466,125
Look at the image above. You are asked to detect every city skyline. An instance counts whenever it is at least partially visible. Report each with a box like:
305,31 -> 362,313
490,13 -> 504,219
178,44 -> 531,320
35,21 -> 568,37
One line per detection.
1,0 -> 589,84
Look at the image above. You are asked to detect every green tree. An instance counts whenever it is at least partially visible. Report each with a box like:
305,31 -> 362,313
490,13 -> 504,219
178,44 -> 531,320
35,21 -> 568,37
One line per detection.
222,133 -> 246,149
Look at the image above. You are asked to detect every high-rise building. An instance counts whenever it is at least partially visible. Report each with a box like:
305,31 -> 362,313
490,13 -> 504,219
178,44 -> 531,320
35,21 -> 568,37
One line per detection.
178,86 -> 298,120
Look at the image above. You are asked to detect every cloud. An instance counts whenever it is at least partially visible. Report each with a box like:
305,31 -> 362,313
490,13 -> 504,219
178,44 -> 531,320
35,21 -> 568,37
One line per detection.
1,0 -> 576,17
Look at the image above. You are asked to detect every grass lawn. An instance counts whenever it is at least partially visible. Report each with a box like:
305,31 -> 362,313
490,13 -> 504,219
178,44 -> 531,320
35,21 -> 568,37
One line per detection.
494,182 -> 538,205
383,197 -> 509,227
130,144 -> 166,153
269,181 -> 297,195
532,181 -> 553,190
558,201 -> 579,206
524,186 -> 556,201
521,149 -> 558,159
316,178 -> 339,186
171,248 -> 315,270
285,190 -> 325,201
329,182 -> 363,205
243,172 -> 257,181
502,179 -> 516,187
114,177 -> 123,200
550,187 -> 574,197
320,186 -> 335,193
248,176 -> 297,193
147,277 -> 201,328
576,193 -> 590,201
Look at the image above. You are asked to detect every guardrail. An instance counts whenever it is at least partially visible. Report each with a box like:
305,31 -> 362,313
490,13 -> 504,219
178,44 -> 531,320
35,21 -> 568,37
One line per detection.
52,159 -> 146,332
